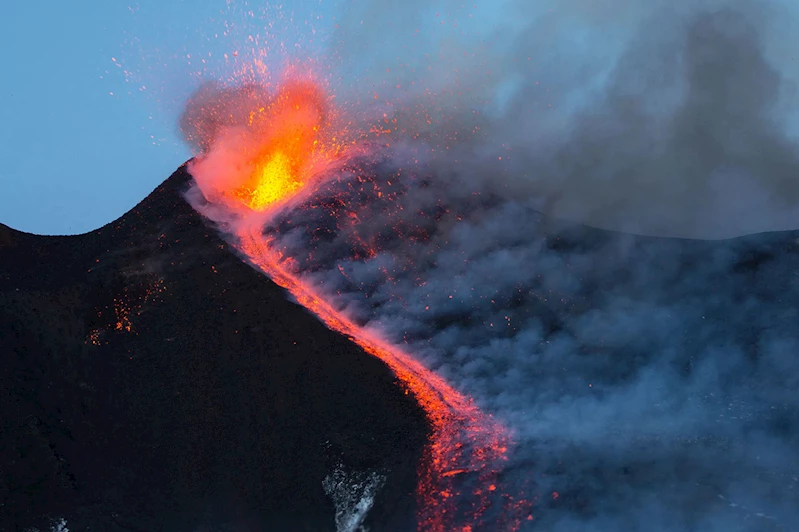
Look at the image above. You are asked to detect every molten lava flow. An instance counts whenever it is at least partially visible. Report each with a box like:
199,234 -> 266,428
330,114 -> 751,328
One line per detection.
233,226 -> 531,530
189,76 -> 531,530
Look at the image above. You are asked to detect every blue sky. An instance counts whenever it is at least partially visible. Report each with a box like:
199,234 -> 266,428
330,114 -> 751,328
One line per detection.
0,1 -> 337,235
5,0 -> 798,236
2,3 -> 178,234
0,0 -> 580,235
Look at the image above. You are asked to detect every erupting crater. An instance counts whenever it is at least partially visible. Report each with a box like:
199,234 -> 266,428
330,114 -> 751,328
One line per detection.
235,81 -> 327,211
186,76 -> 352,215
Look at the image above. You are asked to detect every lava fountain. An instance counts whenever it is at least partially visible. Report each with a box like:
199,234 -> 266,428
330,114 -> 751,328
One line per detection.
183,77 -> 352,214
185,73 -> 532,531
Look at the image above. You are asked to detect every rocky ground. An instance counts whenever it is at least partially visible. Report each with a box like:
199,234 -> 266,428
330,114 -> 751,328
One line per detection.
0,165 -> 429,531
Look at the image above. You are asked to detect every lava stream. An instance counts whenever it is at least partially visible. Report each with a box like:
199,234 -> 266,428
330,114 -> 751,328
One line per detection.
185,74 -> 531,530
234,224 -> 529,530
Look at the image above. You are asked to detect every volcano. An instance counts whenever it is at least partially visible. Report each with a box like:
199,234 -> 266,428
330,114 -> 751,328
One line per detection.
0,164 -> 429,531
3,163 -> 799,531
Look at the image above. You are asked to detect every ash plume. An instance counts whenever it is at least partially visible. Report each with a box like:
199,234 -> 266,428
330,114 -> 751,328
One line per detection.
182,0 -> 799,529
179,81 -> 271,153
262,165 -> 799,530
329,0 -> 799,238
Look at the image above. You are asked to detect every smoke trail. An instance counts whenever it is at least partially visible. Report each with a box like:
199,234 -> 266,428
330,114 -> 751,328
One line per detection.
182,0 -> 799,529
327,0 -> 799,238
260,158 -> 799,530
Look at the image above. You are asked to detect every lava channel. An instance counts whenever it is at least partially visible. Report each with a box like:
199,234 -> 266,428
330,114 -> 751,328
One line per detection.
187,76 -> 532,530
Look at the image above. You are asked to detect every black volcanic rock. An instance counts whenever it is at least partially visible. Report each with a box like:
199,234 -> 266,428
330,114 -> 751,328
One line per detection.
0,165 -> 429,531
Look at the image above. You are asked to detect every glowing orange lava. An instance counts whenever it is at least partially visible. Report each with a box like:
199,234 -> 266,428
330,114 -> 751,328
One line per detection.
184,75 -> 355,215
236,227 -> 530,530
234,80 -> 334,210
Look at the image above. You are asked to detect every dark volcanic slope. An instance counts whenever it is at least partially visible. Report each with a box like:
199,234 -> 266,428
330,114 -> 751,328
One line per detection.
0,165 -> 429,532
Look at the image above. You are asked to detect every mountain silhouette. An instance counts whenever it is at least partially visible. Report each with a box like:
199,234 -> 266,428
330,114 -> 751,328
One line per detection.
0,164 -> 428,531
3,163 -> 799,531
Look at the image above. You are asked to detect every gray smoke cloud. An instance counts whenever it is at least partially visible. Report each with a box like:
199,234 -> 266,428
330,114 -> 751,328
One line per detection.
186,0 -> 799,529
262,155 -> 799,530
328,0 -> 799,238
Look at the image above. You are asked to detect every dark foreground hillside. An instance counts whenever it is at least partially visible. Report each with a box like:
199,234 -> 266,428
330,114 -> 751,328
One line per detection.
0,165 -> 429,531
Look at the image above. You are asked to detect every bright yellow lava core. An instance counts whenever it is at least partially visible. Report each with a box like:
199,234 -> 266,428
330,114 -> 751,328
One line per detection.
247,151 -> 304,210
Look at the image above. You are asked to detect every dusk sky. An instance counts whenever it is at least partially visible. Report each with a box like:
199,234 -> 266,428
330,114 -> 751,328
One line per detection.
0,1 -> 335,235
4,0 -> 799,237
